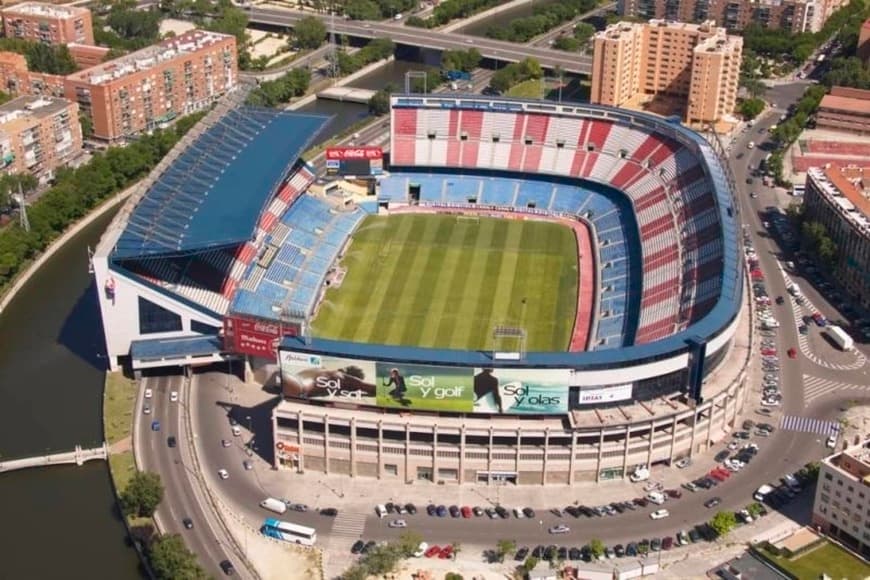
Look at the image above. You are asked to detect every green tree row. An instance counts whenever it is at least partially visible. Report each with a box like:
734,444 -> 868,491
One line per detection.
484,0 -> 596,43
344,0 -> 417,21
331,38 -> 395,76
441,48 -> 482,73
0,38 -> 77,75
407,0 -> 501,28
93,0 -> 162,52
343,532 -> 425,580
552,22 -> 596,52
0,111 -> 205,290
490,57 -> 543,94
245,68 -> 312,108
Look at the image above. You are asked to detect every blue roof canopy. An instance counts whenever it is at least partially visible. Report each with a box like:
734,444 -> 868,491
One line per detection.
131,335 -> 223,361
113,107 -> 330,259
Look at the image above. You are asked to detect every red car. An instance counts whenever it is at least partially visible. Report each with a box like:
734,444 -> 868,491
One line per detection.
425,545 -> 442,558
787,347 -> 797,359
461,506 -> 473,518
439,545 -> 454,559
761,348 -> 777,356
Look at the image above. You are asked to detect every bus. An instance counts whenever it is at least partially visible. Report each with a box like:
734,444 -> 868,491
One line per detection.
262,518 -> 317,545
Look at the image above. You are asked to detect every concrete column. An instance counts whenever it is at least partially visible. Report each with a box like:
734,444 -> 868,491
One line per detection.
487,427 -> 494,486
569,431 -> 577,485
459,425 -> 466,484
244,355 -> 253,383
647,420 -> 655,467
706,402 -> 714,449
405,424 -> 411,483
668,415 -> 679,464
622,425 -> 631,479
689,408 -> 699,458
297,413 -> 305,473
271,412 -> 279,470
596,430 -> 605,483
350,417 -> 357,478
515,429 -> 521,476
432,424 -> 438,481
324,416 -> 330,475
377,420 -> 383,480
542,427 -> 550,486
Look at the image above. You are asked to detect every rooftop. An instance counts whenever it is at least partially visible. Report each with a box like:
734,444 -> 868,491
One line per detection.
0,95 -> 72,135
826,439 -> 870,484
112,106 -> 330,259
819,86 -> 870,116
808,165 -> 870,236
67,29 -> 233,86
1,2 -> 89,18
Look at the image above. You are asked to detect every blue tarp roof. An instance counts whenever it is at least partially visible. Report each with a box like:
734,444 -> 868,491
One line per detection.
113,107 -> 330,259
131,335 -> 223,361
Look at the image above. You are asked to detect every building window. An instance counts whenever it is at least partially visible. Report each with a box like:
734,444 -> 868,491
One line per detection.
384,464 -> 398,476
138,297 -> 182,334
191,320 -> 220,335
821,494 -> 830,503
824,472 -> 833,481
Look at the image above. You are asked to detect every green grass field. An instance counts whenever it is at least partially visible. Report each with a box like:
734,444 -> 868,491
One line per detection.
761,541 -> 870,580
313,214 -> 578,351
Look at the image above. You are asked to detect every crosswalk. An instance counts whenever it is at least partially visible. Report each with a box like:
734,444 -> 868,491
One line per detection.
779,414 -> 839,436
803,374 -> 870,404
329,511 -> 368,540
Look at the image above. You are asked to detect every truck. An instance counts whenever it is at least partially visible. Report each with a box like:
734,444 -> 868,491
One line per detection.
754,484 -> 775,502
827,325 -> 854,351
260,497 -> 287,514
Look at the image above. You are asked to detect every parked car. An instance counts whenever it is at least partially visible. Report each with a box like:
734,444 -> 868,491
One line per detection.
704,497 -> 722,509
549,524 -> 571,534
351,540 -> 365,554
674,457 -> 692,469
650,509 -> 670,520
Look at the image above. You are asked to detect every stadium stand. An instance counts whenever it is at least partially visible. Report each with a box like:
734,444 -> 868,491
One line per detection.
390,99 -> 727,347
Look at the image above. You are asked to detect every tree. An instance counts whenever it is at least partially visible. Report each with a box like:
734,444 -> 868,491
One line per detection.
148,534 -> 206,580
588,538 -> 605,559
295,16 -> 327,49
345,0 -> 382,20
553,36 -> 581,51
441,48 -> 481,72
450,541 -> 461,561
445,573 -> 464,580
709,511 -> 737,537
121,471 -> 164,517
495,539 -> 516,562
746,502 -> 764,518
573,22 -> 595,44
738,98 -> 766,120
740,76 -> 766,98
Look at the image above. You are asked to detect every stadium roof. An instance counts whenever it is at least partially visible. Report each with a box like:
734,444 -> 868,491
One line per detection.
113,107 -> 330,259
131,335 -> 223,361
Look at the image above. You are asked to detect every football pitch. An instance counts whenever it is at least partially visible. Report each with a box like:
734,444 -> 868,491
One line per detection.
313,214 -> 579,351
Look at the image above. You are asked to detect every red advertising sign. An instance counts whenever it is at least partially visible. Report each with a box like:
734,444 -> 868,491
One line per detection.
223,316 -> 300,360
325,147 -> 383,160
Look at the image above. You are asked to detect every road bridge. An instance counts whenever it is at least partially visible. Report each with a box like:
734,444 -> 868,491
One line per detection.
0,443 -> 108,473
244,7 -> 593,75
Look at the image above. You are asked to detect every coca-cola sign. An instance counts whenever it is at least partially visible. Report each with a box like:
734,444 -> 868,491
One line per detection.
223,316 -> 300,360
325,146 -> 383,160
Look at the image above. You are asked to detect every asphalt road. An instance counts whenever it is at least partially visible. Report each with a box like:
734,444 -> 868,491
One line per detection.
242,6 -> 593,74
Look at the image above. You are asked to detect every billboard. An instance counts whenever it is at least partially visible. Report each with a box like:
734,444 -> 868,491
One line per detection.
280,351 -> 378,406
473,368 -> 570,414
325,146 -> 383,176
224,316 -> 300,360
375,362 -> 474,412
576,383 -> 633,405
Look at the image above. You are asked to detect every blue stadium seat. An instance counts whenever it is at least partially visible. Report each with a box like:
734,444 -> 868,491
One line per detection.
480,179 -> 516,206
515,181 -> 553,208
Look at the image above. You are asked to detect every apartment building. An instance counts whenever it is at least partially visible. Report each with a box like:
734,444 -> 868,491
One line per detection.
0,51 -> 66,98
804,166 -> 870,310
591,20 -> 742,125
0,95 -> 81,181
813,439 -> 870,559
816,87 -> 870,136
617,0 -> 844,32
1,2 -> 94,45
63,30 -> 238,142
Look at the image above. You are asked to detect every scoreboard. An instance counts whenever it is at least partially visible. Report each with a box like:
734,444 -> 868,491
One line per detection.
325,147 -> 383,176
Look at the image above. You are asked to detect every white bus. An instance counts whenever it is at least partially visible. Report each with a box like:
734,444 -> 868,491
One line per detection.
262,518 -> 317,546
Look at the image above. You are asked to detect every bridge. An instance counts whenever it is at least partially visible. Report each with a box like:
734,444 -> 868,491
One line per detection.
0,443 -> 108,474
244,7 -> 593,75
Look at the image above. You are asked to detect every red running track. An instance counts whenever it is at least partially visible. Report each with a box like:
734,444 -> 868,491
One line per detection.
388,204 -> 596,352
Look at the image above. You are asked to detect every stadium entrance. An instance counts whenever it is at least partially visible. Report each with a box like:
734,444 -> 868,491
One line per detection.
477,471 -> 517,484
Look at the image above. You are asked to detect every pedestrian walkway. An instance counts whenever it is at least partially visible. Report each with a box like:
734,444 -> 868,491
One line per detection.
779,414 -> 838,436
328,511 -> 368,541
321,511 -> 368,579
803,374 -> 870,405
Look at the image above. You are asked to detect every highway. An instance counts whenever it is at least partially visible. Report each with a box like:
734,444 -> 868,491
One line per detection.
242,6 -> 593,74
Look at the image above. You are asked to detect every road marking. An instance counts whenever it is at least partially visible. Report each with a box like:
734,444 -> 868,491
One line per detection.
779,414 -> 838,436
329,511 -> 368,539
803,374 -> 870,404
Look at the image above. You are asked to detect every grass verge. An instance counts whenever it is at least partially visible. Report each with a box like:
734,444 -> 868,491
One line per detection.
759,540 -> 870,580
104,371 -> 136,445
507,78 -> 544,99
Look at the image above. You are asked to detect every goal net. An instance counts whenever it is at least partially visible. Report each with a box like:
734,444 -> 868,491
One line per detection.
491,324 -> 526,361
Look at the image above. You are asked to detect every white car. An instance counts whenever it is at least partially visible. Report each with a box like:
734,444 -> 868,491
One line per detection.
170,391 -> 178,402
650,509 -> 670,520
674,458 -> 691,469
761,398 -> 781,407
413,542 -> 428,558
513,508 -> 525,519
826,435 -> 837,449
232,425 -> 242,437
388,519 -> 407,528
728,440 -> 740,451
548,524 -> 571,535
144,388 -> 153,399
218,469 -> 229,480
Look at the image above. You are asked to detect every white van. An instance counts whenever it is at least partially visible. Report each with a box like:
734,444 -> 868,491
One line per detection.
375,504 -> 388,518
629,467 -> 650,482
647,491 -> 667,505
260,497 -> 287,514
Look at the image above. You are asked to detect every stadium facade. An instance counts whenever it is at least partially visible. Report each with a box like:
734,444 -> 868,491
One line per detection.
93,94 -> 747,484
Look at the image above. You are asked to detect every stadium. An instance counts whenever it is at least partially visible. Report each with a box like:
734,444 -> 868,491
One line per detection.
93,92 -> 747,485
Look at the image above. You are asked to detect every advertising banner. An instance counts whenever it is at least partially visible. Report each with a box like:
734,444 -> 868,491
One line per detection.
224,316 -> 300,360
375,362 -> 474,412
472,368 -> 570,414
325,147 -> 383,176
576,383 -> 633,405
280,350 -> 378,406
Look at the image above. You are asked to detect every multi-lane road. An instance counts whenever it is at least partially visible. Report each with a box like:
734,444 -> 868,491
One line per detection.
136,79 -> 870,575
